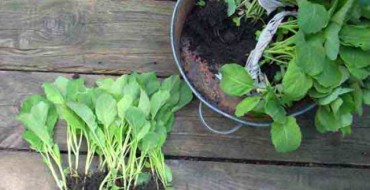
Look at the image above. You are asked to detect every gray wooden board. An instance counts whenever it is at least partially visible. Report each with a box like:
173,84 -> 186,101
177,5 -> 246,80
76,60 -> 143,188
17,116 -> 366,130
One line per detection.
0,71 -> 369,166
0,0 -> 177,76
0,150 -> 369,190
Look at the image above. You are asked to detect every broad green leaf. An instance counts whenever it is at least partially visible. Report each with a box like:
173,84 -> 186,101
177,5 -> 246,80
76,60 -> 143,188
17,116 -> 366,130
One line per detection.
282,60 -> 313,100
53,77 -> 69,96
138,89 -> 151,117
117,95 -> 134,119
225,0 -> 237,16
66,78 -> 86,101
172,82 -> 193,112
314,59 -> 342,88
265,98 -> 286,124
298,0 -> 329,34
220,64 -> 255,96
138,122 -> 151,141
126,107 -> 146,131
23,130 -> 44,152
42,83 -> 65,104
330,98 -> 343,114
324,23 -> 341,60
340,125 -> 352,137
150,90 -> 170,119
20,95 -> 46,114
340,46 -> 370,69
57,105 -> 85,130
315,106 -> 342,133
296,31 -> 326,76
95,93 -> 117,127
347,67 -> 369,80
161,75 -> 181,108
271,116 -> 302,153
318,88 -> 353,105
123,76 -> 141,99
139,132 -> 160,152
67,102 -> 98,131
340,25 -> 370,51
17,102 -> 52,145
155,124 -> 168,147
235,96 -> 261,117
331,0 -> 354,25
136,72 -> 160,96
156,105 -> 175,132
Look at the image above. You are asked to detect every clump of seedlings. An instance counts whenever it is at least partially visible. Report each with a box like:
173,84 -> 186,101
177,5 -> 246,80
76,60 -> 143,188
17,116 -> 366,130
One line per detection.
189,0 -> 369,153
219,0 -> 370,152
17,72 -> 193,189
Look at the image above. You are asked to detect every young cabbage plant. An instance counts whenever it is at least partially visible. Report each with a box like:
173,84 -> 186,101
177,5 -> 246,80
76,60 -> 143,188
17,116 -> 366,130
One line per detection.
17,96 -> 67,190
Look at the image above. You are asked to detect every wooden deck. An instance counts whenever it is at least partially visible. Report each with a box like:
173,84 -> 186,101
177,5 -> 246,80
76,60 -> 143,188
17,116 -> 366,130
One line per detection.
0,0 -> 369,189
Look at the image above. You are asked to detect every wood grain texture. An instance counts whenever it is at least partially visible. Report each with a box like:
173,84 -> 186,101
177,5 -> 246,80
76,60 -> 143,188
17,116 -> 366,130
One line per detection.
0,71 -> 369,165
0,0 -> 177,76
0,150 -> 369,190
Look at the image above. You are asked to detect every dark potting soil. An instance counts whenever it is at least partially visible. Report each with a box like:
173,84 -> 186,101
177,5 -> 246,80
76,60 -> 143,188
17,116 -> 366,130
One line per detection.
67,172 -> 164,190
67,172 -> 106,190
182,0 -> 263,73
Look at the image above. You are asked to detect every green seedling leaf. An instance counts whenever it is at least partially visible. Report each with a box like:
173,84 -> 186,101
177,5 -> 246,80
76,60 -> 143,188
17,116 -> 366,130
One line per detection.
17,101 -> 53,145
96,93 -> 117,127
340,25 -> 370,51
298,0 -> 329,34
156,105 -> 175,132
330,98 -> 343,114
150,90 -> 170,119
138,89 -> 151,117
57,105 -> 85,130
136,72 -> 160,96
265,97 -> 287,124
296,31 -> 326,76
126,107 -> 146,132
225,0 -> 237,16
172,82 -> 193,112
220,64 -> 255,96
235,96 -> 261,117
20,95 -> 46,114
117,95 -> 134,119
314,59 -> 342,88
315,106 -> 342,133
340,125 -> 352,137
161,75 -> 181,108
66,78 -> 86,101
136,122 -> 151,141
23,130 -> 44,152
325,23 -> 341,60
123,75 -> 141,99
53,76 -> 69,97
139,132 -> 160,153
271,116 -> 302,153
282,60 -> 313,100
67,102 -> 98,131
318,88 -> 353,105
340,46 -> 370,69
42,83 -> 65,105
155,124 -> 168,148
164,164 -> 173,183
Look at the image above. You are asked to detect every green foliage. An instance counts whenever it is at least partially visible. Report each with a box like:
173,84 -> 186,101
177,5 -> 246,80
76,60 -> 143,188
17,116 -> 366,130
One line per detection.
17,73 -> 193,189
220,0 -> 369,153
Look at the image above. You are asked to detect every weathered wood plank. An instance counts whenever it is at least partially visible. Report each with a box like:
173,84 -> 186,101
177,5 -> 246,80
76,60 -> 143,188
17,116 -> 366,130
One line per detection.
1,150 -> 369,190
1,71 -> 370,165
0,0 -> 177,76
